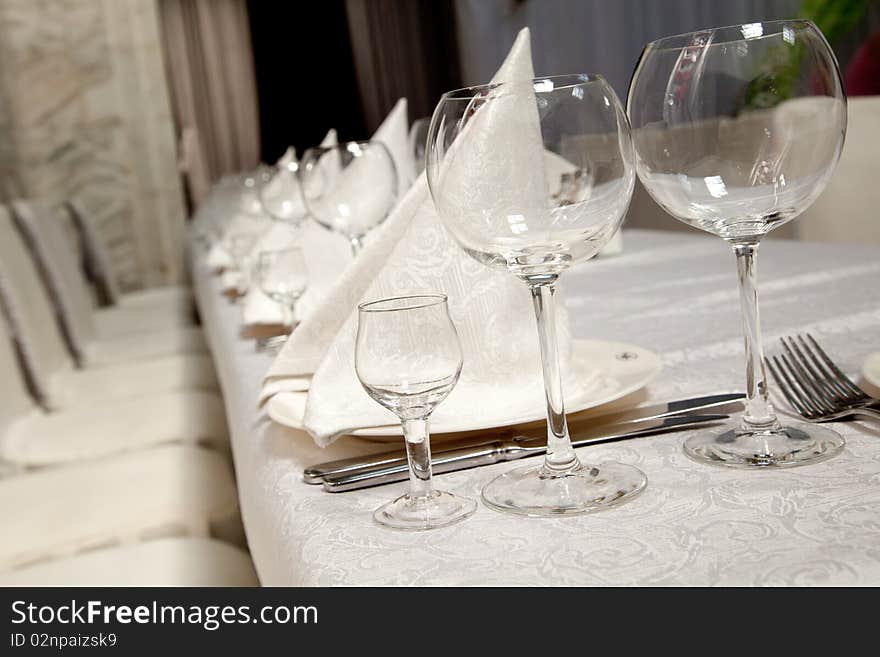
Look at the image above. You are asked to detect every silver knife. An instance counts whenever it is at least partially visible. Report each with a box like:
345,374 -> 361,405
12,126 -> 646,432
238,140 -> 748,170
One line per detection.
303,392 -> 744,484
321,412 -> 728,492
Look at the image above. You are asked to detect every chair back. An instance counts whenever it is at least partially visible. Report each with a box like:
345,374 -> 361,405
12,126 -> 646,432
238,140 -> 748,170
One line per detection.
0,308 -> 38,434
12,200 -> 97,364
0,206 -> 75,407
65,200 -> 121,306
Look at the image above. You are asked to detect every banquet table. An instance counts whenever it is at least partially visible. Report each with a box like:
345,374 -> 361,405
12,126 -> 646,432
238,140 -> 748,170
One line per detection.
192,228 -> 880,586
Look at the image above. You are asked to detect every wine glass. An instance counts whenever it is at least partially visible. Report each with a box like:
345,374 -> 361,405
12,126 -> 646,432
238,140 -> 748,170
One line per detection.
355,294 -> 477,530
299,140 -> 398,257
254,248 -> 309,328
409,117 -> 431,179
259,161 -> 308,228
627,20 -> 847,468
426,74 -> 646,516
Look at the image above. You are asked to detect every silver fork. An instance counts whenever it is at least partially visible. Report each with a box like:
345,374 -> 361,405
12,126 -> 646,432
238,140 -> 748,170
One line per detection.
765,334 -> 880,422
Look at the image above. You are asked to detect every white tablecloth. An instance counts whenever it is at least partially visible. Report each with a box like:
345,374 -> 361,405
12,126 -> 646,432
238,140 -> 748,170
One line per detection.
193,229 -> 880,586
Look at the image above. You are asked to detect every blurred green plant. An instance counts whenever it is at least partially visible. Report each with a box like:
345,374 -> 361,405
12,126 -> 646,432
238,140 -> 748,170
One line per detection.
741,0 -> 872,111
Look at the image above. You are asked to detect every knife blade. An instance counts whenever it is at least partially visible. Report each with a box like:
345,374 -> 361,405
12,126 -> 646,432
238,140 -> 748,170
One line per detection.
321,412 -> 728,492
303,392 -> 744,484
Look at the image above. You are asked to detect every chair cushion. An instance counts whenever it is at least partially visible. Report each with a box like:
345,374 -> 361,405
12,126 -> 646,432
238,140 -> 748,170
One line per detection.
0,445 -> 239,571
0,537 -> 257,586
85,325 -> 207,366
2,390 -> 228,467
48,353 -> 218,409
94,304 -> 195,339
0,538 -> 259,586
120,285 -> 194,315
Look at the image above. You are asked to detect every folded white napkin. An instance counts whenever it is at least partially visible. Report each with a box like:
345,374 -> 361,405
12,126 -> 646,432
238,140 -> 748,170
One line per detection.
262,28 -> 578,446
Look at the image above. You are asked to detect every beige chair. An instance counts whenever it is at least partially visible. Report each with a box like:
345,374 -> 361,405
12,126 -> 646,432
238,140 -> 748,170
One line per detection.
11,200 -> 206,366
0,314 -> 226,470
0,445 -> 240,571
66,200 -> 196,321
0,208 -> 217,410
796,95 -> 880,244
0,538 -> 257,586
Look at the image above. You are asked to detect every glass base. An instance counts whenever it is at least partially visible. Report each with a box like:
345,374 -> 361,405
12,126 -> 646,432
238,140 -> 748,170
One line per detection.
481,461 -> 647,517
683,422 -> 844,469
373,490 -> 477,531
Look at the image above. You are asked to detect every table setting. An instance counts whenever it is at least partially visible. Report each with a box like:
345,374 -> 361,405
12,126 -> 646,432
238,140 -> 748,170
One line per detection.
190,21 -> 880,585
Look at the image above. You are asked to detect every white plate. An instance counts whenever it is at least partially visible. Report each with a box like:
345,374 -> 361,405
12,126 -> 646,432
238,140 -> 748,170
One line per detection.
862,352 -> 880,395
267,338 -> 661,440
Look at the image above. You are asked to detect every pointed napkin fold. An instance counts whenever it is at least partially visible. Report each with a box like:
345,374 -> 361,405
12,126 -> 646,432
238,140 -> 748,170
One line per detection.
261,28 -> 580,446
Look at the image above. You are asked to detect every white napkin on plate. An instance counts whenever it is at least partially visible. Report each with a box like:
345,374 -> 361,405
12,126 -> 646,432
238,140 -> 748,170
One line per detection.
261,27 -> 577,446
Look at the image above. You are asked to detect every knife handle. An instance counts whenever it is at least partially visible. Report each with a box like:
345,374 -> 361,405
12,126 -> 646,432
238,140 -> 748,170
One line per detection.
304,433 -> 510,484
322,440 -> 519,492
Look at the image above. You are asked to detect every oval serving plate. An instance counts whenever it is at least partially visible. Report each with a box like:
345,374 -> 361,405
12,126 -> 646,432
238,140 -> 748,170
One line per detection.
266,338 -> 661,441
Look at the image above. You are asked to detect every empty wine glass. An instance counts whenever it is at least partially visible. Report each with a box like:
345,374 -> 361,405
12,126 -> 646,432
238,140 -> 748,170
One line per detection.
299,140 -> 398,257
409,117 -> 431,179
628,20 -> 847,468
427,74 -> 646,516
259,161 -> 308,228
254,248 -> 309,328
355,294 -> 477,530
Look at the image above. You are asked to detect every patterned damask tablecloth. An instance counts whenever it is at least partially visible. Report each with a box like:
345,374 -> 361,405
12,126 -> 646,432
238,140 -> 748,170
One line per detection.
193,229 -> 880,586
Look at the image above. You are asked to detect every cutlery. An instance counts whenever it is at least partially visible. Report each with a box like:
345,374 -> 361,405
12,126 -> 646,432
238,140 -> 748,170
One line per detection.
321,413 -> 729,492
255,334 -> 288,353
766,334 -> 880,423
303,392 -> 745,484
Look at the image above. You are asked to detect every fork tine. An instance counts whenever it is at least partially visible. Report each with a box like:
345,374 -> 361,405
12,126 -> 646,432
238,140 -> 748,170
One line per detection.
793,335 -> 853,403
766,355 -> 812,417
778,345 -> 836,413
779,352 -> 832,415
787,335 -> 849,404
804,334 -> 868,400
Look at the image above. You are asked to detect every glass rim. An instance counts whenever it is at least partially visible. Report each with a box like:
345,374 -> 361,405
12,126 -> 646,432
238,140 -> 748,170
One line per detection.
643,19 -> 817,53
358,293 -> 448,313
438,73 -> 608,101
301,140 -> 388,159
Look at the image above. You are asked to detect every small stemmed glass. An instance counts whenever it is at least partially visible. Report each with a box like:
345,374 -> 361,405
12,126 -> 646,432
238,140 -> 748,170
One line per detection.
254,247 -> 309,329
355,294 -> 477,530
628,20 -> 847,468
299,141 -> 398,257
225,232 -> 258,295
427,74 -> 646,516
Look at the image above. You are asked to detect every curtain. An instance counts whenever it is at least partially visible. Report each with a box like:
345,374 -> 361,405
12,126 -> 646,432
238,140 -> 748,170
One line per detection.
158,0 -> 261,206
345,0 -> 461,131
454,0 -> 807,99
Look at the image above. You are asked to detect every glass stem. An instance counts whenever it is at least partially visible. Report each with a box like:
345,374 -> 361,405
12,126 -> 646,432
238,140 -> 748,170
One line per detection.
349,234 -> 363,258
530,281 -> 580,474
401,418 -> 434,499
732,243 -> 779,431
